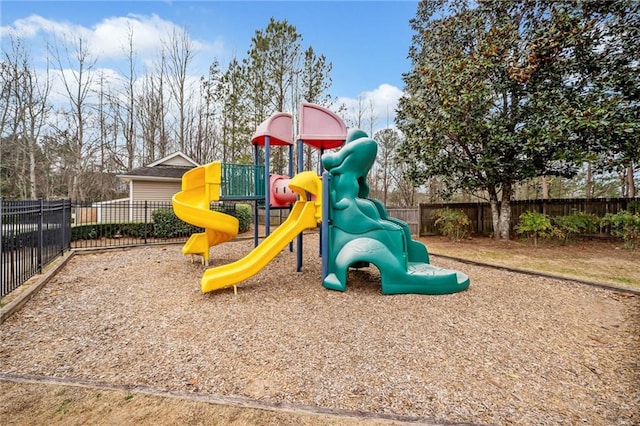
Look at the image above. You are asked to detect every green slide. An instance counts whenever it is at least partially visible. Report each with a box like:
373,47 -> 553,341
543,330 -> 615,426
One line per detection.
321,130 -> 470,295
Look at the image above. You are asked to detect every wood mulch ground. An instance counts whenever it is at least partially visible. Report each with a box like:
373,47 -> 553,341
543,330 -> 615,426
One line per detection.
1,233 -> 639,425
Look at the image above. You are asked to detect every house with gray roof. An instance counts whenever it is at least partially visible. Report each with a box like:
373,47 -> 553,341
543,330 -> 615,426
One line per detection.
90,152 -> 198,223
116,152 -> 198,203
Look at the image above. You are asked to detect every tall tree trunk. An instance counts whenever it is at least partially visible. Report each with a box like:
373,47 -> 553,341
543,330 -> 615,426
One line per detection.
488,186 -> 500,241
626,164 -> 636,198
498,182 -> 512,240
585,162 -> 593,198
540,175 -> 550,199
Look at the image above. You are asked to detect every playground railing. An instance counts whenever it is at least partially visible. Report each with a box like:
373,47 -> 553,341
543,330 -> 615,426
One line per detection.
221,163 -> 265,200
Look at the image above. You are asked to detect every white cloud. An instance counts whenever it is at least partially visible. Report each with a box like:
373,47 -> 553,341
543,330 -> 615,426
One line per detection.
2,12 -> 222,120
1,14 -> 91,40
1,13 -> 220,65
337,83 -> 404,133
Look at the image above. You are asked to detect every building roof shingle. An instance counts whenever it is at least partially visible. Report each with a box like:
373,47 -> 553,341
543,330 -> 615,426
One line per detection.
120,165 -> 193,180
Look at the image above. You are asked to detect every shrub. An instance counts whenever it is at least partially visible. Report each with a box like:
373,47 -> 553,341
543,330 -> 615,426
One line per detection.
515,211 -> 559,247
231,203 -> 252,233
628,200 -> 640,214
71,222 -> 153,241
601,210 -> 640,248
118,222 -> 152,238
552,210 -> 600,243
71,224 -> 98,240
433,208 -> 469,241
152,208 -> 202,238
210,202 -> 252,233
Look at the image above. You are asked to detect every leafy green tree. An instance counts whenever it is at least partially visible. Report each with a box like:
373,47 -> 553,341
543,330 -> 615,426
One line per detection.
397,0 -> 637,240
300,46 -> 332,106
194,59 -> 223,164
299,46 -> 333,171
219,58 -> 253,164
570,1 -> 640,197
243,18 -> 302,174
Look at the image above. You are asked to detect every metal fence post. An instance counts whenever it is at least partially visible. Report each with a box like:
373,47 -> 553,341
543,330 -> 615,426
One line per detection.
66,199 -> 71,249
144,200 -> 148,244
0,198 -> 3,297
61,199 -> 69,253
0,198 -> 3,261
37,198 -> 44,273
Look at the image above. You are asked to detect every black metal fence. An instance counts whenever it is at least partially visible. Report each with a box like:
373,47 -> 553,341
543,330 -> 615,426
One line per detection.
419,197 -> 639,236
1,198 -> 247,299
1,199 -> 71,298
70,200 -> 242,249
70,200 -> 198,249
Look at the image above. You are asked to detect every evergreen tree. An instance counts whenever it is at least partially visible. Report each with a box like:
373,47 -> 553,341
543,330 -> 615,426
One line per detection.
397,0 -> 639,239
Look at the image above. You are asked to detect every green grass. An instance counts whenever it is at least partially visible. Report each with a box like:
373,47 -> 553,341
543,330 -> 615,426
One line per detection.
519,264 -> 639,288
56,398 -> 73,414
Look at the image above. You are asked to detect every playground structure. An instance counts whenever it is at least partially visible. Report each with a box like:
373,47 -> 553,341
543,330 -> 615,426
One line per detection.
172,103 -> 470,295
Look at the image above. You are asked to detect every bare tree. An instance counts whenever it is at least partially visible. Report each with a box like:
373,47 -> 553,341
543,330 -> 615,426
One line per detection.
0,57 -> 14,138
194,60 -> 223,164
373,128 -> 400,206
119,25 -> 137,171
94,70 -> 123,200
1,36 -> 51,199
365,98 -> 378,138
393,160 -> 418,207
50,36 -> 98,201
137,73 -> 162,163
346,95 -> 366,130
163,28 -> 194,153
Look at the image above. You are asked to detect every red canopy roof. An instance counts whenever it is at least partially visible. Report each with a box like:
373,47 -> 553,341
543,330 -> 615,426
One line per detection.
297,103 -> 347,150
251,112 -> 294,146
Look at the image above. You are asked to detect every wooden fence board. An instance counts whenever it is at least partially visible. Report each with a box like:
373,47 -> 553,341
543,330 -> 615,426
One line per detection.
419,198 -> 638,236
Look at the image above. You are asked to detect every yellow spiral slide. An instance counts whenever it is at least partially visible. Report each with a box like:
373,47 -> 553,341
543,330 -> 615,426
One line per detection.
172,162 -> 239,263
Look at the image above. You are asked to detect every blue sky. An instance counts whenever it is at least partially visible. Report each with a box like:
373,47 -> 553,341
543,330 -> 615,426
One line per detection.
1,1 -> 419,126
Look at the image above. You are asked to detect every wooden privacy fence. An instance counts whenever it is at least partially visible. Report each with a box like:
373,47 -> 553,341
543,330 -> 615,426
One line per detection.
419,197 -> 639,236
386,208 -> 420,235
255,207 -> 421,235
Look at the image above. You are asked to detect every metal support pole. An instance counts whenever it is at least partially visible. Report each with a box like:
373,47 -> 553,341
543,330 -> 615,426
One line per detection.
265,136 -> 271,237
296,139 -> 304,271
289,144 -> 294,177
288,143 -> 294,253
297,139 -> 304,174
253,144 -> 259,247
321,172 -> 331,280
319,148 -> 324,256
